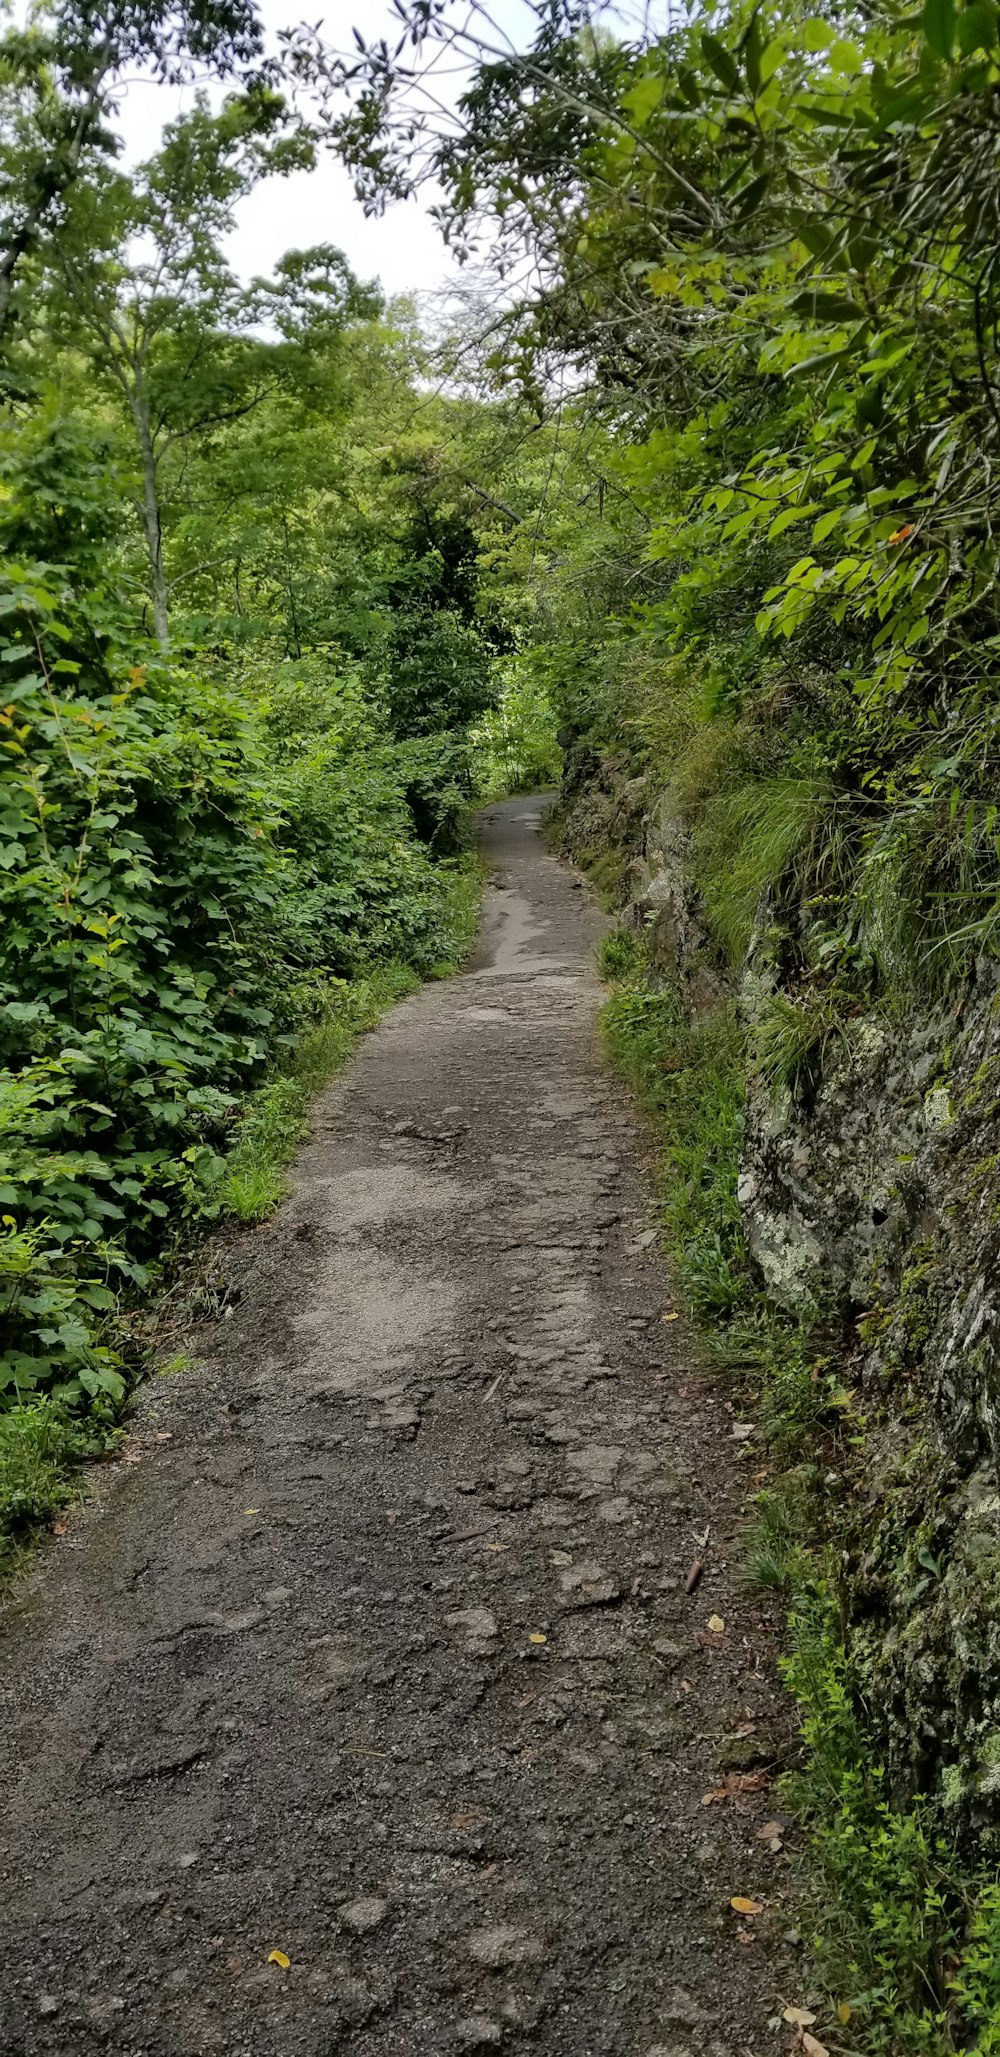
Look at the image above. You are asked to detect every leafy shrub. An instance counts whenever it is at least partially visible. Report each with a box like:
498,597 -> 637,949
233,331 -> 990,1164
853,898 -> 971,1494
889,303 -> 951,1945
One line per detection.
0,1397 -> 112,1549
0,564 -> 480,1481
472,658 -> 562,797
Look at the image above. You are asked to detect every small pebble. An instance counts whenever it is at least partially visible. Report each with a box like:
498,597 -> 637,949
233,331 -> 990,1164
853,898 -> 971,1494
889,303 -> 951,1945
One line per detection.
337,1895 -> 389,1934
454,2018 -> 502,2049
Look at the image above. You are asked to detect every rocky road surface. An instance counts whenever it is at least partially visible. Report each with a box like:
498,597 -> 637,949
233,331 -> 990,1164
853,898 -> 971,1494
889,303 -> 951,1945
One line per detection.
0,799 -> 791,2057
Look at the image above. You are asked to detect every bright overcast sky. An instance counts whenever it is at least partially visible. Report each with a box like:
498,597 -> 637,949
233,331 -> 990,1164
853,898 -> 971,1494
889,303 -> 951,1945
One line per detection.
109,0 -> 539,300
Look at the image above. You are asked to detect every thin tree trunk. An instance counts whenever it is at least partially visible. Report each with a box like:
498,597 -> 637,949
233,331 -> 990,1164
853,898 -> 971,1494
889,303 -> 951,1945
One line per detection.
281,513 -> 302,658
133,398 -> 169,647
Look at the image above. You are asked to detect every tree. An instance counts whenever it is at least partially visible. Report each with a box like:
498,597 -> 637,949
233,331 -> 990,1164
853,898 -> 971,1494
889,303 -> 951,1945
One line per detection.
41,90 -> 317,643
0,0 -> 270,348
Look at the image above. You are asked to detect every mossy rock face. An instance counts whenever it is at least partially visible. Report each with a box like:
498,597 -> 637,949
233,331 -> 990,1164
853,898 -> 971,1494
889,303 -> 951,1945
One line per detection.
558,749 -> 1000,1837
847,1439 -> 1000,1838
739,945 -> 1000,1455
553,747 -> 650,900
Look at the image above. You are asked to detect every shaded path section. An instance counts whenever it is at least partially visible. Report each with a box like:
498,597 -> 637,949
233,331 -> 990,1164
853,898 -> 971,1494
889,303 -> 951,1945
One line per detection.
0,799 -> 787,2057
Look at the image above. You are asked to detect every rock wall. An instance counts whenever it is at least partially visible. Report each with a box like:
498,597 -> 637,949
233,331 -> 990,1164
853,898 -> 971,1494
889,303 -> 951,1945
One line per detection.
555,747 -> 729,1015
740,926 -> 1000,1473
557,751 -> 1000,1824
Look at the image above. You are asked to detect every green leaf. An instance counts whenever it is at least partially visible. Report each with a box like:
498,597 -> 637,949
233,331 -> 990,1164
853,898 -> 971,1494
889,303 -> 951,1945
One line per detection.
794,221 -> 844,261
700,33 -> 741,91
829,37 -> 863,71
743,12 -> 764,95
790,289 -> 862,320
812,510 -> 843,544
735,171 -> 771,217
769,503 -> 821,536
621,71 -> 666,127
922,0 -> 956,57
676,65 -> 703,107
957,1 -> 997,51
759,39 -> 784,85
789,343 -> 865,377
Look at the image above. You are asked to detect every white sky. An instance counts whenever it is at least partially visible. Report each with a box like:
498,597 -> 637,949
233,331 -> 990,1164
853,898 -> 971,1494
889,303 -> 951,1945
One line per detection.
109,0 -> 539,300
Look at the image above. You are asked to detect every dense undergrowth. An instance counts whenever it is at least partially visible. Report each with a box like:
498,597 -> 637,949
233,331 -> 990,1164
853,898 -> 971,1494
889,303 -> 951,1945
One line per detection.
0,566 -> 486,1554
0,45 -> 531,1554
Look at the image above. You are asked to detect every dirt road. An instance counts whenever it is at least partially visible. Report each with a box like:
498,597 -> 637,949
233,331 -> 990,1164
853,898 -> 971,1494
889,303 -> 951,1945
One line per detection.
0,799 -> 789,2057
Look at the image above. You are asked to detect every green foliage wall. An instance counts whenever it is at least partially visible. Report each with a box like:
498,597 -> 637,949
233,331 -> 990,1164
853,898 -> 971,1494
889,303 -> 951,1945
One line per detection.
0,559 -> 473,1422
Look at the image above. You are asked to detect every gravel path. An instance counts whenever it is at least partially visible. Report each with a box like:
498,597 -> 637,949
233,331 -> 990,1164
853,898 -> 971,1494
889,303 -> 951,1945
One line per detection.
0,799 -> 790,2057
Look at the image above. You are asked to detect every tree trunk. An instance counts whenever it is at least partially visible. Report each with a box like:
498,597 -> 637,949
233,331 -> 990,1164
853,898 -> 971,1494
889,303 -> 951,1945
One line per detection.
133,399 -> 169,648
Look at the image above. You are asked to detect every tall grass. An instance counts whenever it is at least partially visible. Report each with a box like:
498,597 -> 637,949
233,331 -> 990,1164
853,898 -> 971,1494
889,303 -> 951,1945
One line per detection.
597,939 -> 748,1316
222,853 -> 483,1225
221,964 -> 420,1223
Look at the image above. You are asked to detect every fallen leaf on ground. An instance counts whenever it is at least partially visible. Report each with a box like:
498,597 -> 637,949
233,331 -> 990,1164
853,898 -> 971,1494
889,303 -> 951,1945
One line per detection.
757,1819 -> 784,1839
152,1430 -> 173,1442
736,1927 -> 755,1944
701,1770 -> 770,1805
732,1721 -> 757,1738
782,2007 -> 817,2028
244,1508 -> 259,1516
731,1422 -> 754,1440
707,1614 -> 725,1633
837,2002 -> 853,2025
730,1896 -> 764,1916
661,1310 -> 679,1322
802,2037 -> 830,2057
528,1633 -> 547,1645
267,1950 -> 290,1969
51,1521 -> 68,1537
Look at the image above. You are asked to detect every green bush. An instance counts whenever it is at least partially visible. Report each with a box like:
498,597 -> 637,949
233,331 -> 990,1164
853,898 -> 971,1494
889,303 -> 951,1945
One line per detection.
0,563 -> 483,1536
0,1397 -> 112,1551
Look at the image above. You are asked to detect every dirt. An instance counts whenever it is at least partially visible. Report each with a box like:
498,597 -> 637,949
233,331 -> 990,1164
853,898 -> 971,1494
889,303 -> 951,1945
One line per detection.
0,799 -> 795,2057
